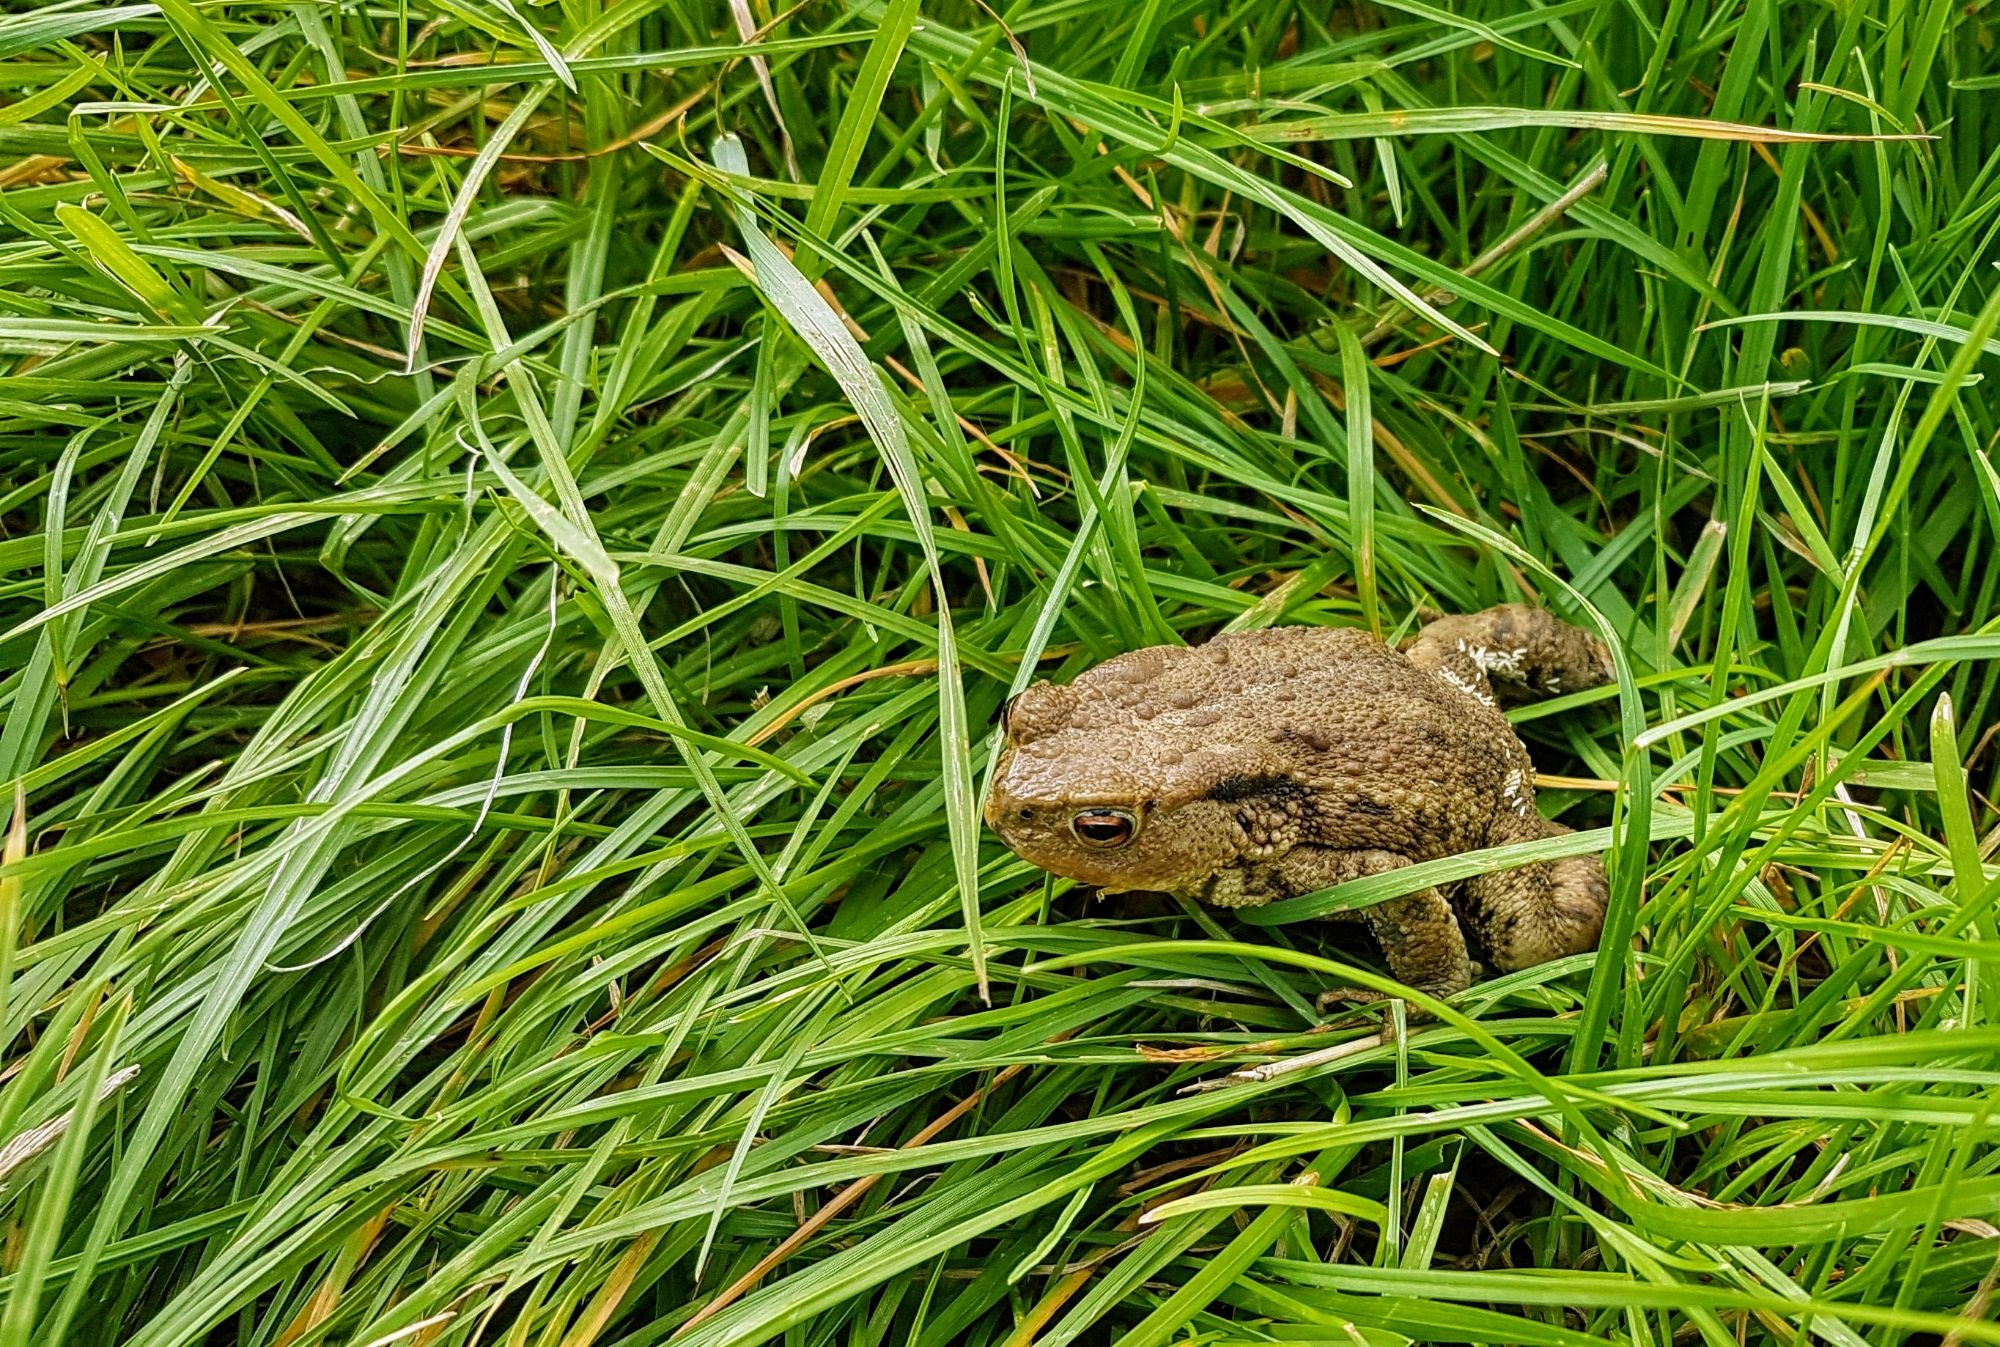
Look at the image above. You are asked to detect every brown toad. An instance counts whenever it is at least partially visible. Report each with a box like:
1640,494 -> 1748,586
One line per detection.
983,605 -> 1612,1010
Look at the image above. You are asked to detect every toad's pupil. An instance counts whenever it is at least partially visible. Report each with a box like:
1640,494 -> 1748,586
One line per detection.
1018,808 -> 1034,821
1073,812 -> 1134,847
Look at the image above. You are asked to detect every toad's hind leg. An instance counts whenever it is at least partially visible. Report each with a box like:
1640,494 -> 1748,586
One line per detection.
1460,818 -> 1607,972
1268,847 -> 1476,1012
1406,603 -> 1612,703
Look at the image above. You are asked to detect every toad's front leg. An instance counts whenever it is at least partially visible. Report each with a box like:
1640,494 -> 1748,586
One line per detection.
1266,847 -> 1475,1016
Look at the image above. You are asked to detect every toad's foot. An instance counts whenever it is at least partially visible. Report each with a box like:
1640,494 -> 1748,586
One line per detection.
1313,984 -> 1392,1015
1406,603 -> 1613,705
1314,960 -> 1481,1036
1312,987 -> 1421,1043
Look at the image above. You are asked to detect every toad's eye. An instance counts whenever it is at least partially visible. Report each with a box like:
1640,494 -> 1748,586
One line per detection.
1071,809 -> 1138,848
1000,692 -> 1023,736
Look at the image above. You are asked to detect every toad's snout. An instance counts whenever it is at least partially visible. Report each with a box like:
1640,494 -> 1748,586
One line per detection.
985,789 -> 1133,889
980,783 -> 1014,832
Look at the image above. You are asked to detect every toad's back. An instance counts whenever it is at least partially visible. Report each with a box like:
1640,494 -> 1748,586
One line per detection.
1051,625 -> 1526,859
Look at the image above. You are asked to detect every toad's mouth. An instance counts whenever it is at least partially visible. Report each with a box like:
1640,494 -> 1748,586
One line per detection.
990,831 -> 1137,888
1011,850 -> 1138,890
994,833 -> 1212,896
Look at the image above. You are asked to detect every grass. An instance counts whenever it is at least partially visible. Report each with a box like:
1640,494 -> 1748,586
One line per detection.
3,0 -> 2000,1343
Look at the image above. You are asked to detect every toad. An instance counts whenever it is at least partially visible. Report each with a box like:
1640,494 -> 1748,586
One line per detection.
983,605 -> 1612,1012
